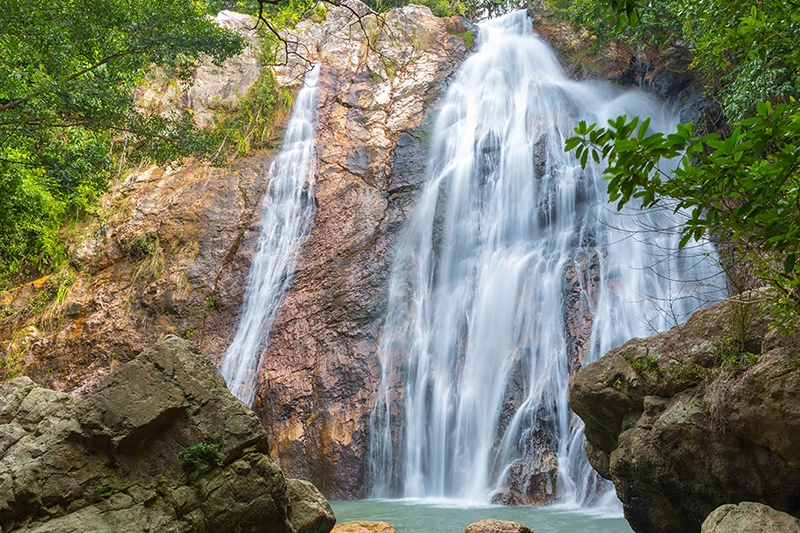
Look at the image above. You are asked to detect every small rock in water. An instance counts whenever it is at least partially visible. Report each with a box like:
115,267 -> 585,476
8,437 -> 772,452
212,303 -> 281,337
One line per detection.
463,518 -> 534,533
702,502 -> 800,533
331,521 -> 395,533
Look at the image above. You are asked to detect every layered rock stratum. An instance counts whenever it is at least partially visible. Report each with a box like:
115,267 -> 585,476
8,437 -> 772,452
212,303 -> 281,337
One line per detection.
0,336 -> 335,533
570,292 -> 800,533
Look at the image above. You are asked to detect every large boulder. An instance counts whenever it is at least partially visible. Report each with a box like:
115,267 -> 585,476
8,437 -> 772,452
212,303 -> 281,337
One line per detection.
702,502 -> 800,533
570,292 -> 800,533
286,478 -> 336,533
0,336 -> 334,533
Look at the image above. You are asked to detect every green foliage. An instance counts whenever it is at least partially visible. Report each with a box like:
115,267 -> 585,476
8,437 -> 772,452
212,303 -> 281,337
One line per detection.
0,0 -> 244,285
214,65 -> 294,156
714,341 -> 760,370
677,0 -> 800,121
464,29 -> 474,49
545,0 -> 681,51
625,353 -> 703,389
178,442 -> 224,469
359,0 -> 523,20
563,0 -> 800,327
628,354 -> 659,375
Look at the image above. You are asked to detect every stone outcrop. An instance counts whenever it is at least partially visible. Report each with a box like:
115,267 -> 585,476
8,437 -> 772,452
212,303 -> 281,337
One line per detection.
0,336 -> 335,533
463,519 -> 533,533
570,292 -> 800,533
138,10 -> 263,128
702,502 -> 800,533
0,155 -> 268,394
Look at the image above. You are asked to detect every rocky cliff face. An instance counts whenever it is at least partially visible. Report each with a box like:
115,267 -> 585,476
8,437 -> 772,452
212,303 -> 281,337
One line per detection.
249,3 -> 473,498
0,2 -> 472,500
0,336 -> 335,533
570,292 -> 800,533
0,10 -> 271,394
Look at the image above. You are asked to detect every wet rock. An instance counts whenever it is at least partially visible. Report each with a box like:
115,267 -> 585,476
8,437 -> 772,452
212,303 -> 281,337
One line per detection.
463,519 -> 534,533
253,1 -> 471,499
0,337 -> 334,533
287,478 -> 336,533
570,291 -> 800,533
702,502 -> 800,533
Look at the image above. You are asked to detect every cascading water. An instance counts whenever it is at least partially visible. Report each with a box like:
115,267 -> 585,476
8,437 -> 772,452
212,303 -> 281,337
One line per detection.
369,12 -> 724,506
220,64 -> 320,407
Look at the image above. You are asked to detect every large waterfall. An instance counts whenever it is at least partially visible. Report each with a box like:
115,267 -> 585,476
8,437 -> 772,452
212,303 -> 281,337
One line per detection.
220,64 -> 320,407
369,12 -> 723,505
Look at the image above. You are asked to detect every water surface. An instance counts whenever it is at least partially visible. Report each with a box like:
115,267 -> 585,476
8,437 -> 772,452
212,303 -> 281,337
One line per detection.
330,500 -> 634,533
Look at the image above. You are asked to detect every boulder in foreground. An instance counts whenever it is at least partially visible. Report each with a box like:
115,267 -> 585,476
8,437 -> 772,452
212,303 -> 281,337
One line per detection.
0,336 -> 334,533
702,502 -> 800,533
570,292 -> 800,533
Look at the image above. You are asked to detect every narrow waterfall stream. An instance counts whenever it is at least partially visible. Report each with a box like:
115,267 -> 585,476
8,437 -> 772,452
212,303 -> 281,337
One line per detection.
369,11 -> 724,507
220,64 -> 320,407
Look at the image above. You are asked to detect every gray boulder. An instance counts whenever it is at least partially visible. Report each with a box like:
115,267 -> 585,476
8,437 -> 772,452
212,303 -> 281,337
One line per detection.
702,502 -> 800,533
286,478 -> 336,533
0,336 -> 334,533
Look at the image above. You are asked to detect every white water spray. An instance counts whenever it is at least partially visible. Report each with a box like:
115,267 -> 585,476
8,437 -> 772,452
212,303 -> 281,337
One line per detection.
220,64 -> 320,407
369,12 -> 723,506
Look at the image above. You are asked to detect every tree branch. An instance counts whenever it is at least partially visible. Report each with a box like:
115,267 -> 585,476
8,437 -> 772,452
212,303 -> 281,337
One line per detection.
0,48 -> 140,113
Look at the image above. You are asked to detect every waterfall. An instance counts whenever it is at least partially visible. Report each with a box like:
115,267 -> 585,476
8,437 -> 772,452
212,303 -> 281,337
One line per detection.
220,64 -> 320,407
369,12 -> 723,505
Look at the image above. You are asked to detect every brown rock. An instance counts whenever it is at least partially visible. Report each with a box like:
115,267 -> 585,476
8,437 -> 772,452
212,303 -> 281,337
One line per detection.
702,502 -> 800,533
252,2 -> 472,499
463,518 -> 534,533
0,154 -> 268,392
570,291 -> 800,533
331,521 -> 395,533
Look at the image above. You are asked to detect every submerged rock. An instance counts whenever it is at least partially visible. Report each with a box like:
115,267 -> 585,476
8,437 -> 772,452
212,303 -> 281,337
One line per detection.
570,292 -> 800,533
463,519 -> 534,533
331,522 -> 395,533
0,337 -> 333,533
702,502 -> 800,533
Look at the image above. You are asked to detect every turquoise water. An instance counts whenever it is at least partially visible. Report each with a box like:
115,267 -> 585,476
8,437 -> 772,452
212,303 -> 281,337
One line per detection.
330,500 -> 634,533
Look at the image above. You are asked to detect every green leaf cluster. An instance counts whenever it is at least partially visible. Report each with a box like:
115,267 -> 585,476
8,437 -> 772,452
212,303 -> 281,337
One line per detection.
0,0 -> 244,285
178,442 -> 224,469
545,0 -> 681,51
